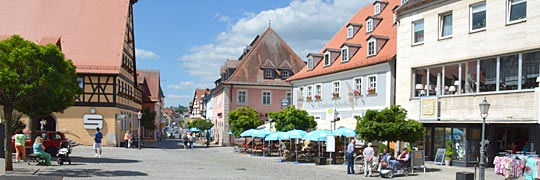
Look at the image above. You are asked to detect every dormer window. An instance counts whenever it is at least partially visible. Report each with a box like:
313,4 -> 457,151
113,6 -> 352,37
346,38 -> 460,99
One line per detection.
368,38 -> 376,56
281,70 -> 290,79
366,19 -> 374,32
324,52 -> 331,66
341,46 -> 349,62
374,3 -> 381,15
347,25 -> 354,38
264,69 -> 274,79
307,57 -> 314,70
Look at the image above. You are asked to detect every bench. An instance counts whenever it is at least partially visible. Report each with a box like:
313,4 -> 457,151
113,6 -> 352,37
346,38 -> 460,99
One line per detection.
27,153 -> 46,166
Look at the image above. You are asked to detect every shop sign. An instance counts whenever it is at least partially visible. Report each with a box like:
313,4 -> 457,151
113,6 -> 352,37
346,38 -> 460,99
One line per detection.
83,114 -> 103,129
326,108 -> 334,121
420,97 -> 438,121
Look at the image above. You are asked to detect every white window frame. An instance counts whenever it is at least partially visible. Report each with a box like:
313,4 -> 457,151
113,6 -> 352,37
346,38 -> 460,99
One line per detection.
412,19 -> 424,45
237,90 -> 247,105
401,0 -> 408,5
332,81 -> 341,94
307,57 -> 314,70
366,19 -> 374,32
341,46 -> 349,62
470,2 -> 487,32
264,69 -> 273,79
262,91 -> 272,105
347,25 -> 354,38
507,0 -> 527,24
324,51 -> 331,66
374,3 -> 381,15
368,38 -> 376,56
282,70 -> 290,79
439,12 -> 453,39
315,83 -> 322,96
368,75 -> 377,94
307,85 -> 313,98
354,77 -> 363,92
299,86 -> 305,97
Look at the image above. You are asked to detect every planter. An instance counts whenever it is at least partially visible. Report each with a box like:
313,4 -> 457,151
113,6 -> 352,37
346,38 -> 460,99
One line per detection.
306,97 -> 312,101
332,94 -> 339,98
445,159 -> 451,166
314,96 -> 321,100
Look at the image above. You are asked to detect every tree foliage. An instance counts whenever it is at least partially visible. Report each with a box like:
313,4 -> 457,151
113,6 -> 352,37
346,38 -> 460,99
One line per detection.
141,107 -> 157,130
269,106 -> 317,132
0,35 -> 80,171
189,118 -> 214,147
228,106 -> 262,137
356,105 -> 425,143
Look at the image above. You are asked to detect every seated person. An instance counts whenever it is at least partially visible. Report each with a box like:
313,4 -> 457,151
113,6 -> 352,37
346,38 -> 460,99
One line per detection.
279,141 -> 289,156
378,148 -> 390,171
389,148 -> 409,170
33,137 -> 51,166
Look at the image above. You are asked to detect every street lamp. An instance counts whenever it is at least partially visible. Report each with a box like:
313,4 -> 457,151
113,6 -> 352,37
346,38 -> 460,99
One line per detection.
478,97 -> 490,180
137,110 -> 142,150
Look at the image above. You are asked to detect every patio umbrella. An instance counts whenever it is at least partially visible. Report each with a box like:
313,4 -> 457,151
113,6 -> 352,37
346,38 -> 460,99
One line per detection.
265,132 -> 286,141
240,129 -> 257,137
286,129 -> 307,163
303,130 -> 331,141
253,129 -> 272,157
332,127 -> 356,137
189,127 -> 201,132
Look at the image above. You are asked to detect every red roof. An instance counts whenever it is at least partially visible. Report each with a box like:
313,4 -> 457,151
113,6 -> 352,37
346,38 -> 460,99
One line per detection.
288,0 -> 398,81
138,70 -> 162,102
0,0 -> 133,74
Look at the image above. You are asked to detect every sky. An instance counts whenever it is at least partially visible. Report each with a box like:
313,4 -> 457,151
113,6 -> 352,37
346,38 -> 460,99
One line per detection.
133,0 -> 372,107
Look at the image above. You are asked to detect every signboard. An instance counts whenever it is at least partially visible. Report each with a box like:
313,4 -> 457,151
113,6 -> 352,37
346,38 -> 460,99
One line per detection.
83,114 -> 103,129
326,108 -> 335,122
420,97 -> 438,120
411,150 -> 426,173
326,135 -> 335,152
434,148 -> 446,165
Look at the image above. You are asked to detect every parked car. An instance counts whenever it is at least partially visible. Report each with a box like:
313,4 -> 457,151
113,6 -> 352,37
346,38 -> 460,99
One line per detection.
12,131 -> 68,157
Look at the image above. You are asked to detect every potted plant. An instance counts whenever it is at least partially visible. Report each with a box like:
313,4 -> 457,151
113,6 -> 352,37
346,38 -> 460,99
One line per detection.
314,94 -> 321,100
445,140 -> 452,166
332,92 -> 339,98
354,89 -> 361,96
368,87 -> 376,95
306,96 -> 312,101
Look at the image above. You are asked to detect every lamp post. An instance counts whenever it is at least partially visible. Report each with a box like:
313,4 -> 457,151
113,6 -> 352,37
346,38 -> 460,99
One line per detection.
478,97 -> 490,180
137,110 -> 142,150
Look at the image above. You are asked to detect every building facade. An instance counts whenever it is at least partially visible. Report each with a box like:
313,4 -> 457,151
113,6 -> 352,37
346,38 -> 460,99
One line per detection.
137,70 -> 164,141
0,0 -> 142,146
288,0 -> 399,130
212,28 -> 305,146
396,0 -> 540,166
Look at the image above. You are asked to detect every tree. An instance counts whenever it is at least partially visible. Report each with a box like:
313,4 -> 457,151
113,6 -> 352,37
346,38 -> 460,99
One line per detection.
269,106 -> 317,132
189,118 -> 214,147
356,105 -> 425,145
228,106 -> 262,137
0,35 -> 80,171
141,107 -> 157,132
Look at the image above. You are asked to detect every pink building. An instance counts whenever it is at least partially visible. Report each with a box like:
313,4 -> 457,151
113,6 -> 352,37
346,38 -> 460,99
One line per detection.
212,27 -> 305,146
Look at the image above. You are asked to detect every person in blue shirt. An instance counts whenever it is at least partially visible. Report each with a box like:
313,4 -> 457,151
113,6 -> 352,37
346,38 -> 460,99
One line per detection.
346,139 -> 356,174
523,140 -> 530,153
378,148 -> 390,171
93,127 -> 103,158
33,137 -> 51,166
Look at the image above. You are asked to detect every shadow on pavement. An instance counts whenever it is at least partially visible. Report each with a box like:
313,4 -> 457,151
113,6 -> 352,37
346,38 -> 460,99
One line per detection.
425,168 -> 442,173
0,176 -> 63,180
70,157 -> 140,164
38,168 -> 147,178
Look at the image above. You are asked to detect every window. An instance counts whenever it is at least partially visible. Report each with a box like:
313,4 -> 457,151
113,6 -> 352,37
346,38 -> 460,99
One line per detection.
428,67 -> 442,96
368,39 -> 376,56
413,19 -> 424,44
307,85 -> 313,98
333,81 -> 341,94
78,78 -> 84,89
341,47 -> 349,62
299,87 -> 305,97
479,58 -> 497,92
522,51 -> 540,89
324,52 -> 331,66
440,12 -> 453,38
237,90 -> 247,104
401,0 -> 408,4
374,3 -> 381,15
354,77 -> 362,94
368,76 -> 377,94
281,70 -> 290,79
470,2 -> 486,32
262,91 -> 271,105
347,25 -> 354,38
499,54 -> 519,91
264,69 -> 273,79
508,0 -> 526,23
443,64 -> 459,95
286,92 -> 292,104
367,19 -> 374,32
461,61 -> 477,94
315,84 -> 322,96
307,57 -> 314,70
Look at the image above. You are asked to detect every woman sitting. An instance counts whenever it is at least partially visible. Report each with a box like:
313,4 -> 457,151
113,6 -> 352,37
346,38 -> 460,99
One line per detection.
33,137 -> 51,166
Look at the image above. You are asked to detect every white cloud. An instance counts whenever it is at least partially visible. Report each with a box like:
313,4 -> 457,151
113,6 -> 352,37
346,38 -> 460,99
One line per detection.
167,95 -> 191,99
168,81 -> 215,90
178,0 -> 370,87
136,48 -> 159,59
214,14 -> 231,23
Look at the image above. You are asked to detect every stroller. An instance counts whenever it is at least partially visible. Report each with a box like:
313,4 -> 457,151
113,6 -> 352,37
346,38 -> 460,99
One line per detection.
57,141 -> 72,165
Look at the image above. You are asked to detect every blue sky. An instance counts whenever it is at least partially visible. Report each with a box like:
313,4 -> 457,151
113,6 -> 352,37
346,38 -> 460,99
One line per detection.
133,0 -> 371,107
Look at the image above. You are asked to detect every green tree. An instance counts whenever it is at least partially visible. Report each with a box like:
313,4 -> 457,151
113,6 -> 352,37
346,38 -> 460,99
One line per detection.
228,106 -> 262,137
189,118 -> 214,147
356,105 -> 425,145
269,106 -> 317,132
141,107 -> 157,131
0,35 -> 80,171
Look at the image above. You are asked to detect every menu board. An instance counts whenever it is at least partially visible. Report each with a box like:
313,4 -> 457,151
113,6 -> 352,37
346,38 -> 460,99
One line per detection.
434,148 -> 446,165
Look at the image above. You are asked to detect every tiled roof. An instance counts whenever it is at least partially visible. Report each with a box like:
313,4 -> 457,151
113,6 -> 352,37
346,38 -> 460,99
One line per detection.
222,27 -> 305,86
288,0 -> 398,81
138,70 -> 162,102
0,0 -> 132,74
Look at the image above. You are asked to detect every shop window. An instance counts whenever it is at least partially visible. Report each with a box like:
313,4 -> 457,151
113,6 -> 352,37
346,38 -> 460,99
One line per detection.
499,54 -> 519,91
428,67 -> 442,96
443,64 -> 459,95
522,51 -> 540,89
414,69 -> 427,97
461,61 -> 477,94
479,58 -> 497,92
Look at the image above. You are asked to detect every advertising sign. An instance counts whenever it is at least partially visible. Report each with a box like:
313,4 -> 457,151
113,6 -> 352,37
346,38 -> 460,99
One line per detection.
326,135 -> 335,152
83,114 -> 103,129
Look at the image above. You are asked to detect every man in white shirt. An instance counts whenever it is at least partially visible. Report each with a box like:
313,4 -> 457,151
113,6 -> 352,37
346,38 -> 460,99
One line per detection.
363,142 -> 375,177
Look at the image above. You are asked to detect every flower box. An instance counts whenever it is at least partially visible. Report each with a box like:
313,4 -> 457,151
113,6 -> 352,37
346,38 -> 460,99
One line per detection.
314,95 -> 321,100
354,89 -> 361,96
306,96 -> 312,101
368,87 -> 376,95
332,92 -> 339,98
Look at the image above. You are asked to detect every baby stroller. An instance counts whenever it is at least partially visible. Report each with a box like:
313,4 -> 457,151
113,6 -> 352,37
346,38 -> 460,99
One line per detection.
57,141 -> 72,165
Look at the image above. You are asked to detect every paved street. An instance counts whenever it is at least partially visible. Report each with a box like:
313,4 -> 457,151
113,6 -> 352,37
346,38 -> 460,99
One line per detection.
2,139 -> 501,180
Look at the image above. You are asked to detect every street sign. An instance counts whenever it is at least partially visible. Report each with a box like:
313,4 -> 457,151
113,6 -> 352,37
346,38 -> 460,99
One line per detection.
326,135 -> 335,152
326,108 -> 334,122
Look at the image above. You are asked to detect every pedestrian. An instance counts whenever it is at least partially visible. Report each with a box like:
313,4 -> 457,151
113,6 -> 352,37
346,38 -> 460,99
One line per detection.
94,127 -> 103,158
40,119 -> 47,138
363,142 -> 375,177
346,139 -> 356,174
183,132 -> 189,149
14,129 -> 27,162
33,137 -> 51,166
189,133 -> 195,150
124,130 -> 132,148
157,131 -> 161,142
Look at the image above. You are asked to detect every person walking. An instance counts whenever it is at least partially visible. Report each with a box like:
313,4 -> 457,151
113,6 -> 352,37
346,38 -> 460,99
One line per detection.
189,133 -> 195,150
363,142 -> 375,177
346,139 -> 356,174
182,132 -> 189,150
14,129 -> 27,162
93,127 -> 103,158
124,130 -> 132,148
33,137 -> 51,166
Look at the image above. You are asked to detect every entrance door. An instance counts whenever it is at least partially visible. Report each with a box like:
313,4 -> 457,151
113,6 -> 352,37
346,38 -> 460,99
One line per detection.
467,128 -> 481,166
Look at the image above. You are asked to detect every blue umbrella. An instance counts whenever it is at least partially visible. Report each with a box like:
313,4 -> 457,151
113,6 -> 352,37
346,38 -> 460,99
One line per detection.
253,129 -> 272,138
286,129 -> 307,139
240,129 -> 257,137
332,127 -> 356,137
189,127 -> 201,132
303,130 -> 331,141
265,132 -> 286,141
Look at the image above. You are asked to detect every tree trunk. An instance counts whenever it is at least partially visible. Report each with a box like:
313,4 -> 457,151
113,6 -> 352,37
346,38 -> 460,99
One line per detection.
29,115 -> 38,147
4,106 -> 14,171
